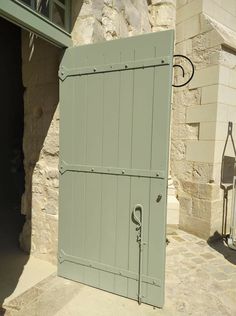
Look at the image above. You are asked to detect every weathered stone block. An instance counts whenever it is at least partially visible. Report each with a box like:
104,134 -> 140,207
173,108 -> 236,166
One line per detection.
179,181 -> 220,200
45,168 -> 59,180
179,213 -> 210,239
220,50 -> 236,69
44,202 -> 58,216
192,29 -> 222,51
171,140 -> 186,160
177,0 -> 188,9
43,135 -> 59,156
192,198 -> 212,220
186,104 -> 217,124
186,140 -> 215,163
102,6 -> 129,39
172,104 -> 186,123
192,162 -> 214,183
173,88 -> 201,108
149,3 -> 176,28
192,46 -> 221,69
113,0 -> 125,11
31,209 -> 58,263
199,122 -> 216,141
177,0 -> 202,24
189,65 -> 219,89
201,85 -> 218,104
175,39 -> 192,55
218,85 -> 236,106
124,0 -> 142,34
219,66 -> 236,89
176,15 -> 200,42
72,16 -> 104,45
172,123 -> 199,140
92,0 -> 104,21
171,160 -> 194,182
179,194 -> 192,215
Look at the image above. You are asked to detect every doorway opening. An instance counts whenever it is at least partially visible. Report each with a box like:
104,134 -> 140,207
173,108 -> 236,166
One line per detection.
0,16 -> 25,249
0,16 -> 27,307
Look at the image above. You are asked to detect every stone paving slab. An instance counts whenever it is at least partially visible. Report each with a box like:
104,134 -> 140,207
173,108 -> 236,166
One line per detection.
2,230 -> 236,316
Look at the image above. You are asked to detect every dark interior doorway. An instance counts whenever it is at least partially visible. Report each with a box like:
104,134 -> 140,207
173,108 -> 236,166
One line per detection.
0,16 -> 25,248
0,17 -> 27,311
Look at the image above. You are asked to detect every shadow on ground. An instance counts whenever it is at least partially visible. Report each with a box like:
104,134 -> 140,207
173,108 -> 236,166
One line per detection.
0,209 -> 29,315
207,232 -> 236,265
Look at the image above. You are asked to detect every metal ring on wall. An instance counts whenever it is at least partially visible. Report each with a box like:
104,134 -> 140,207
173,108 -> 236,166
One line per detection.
172,54 -> 195,88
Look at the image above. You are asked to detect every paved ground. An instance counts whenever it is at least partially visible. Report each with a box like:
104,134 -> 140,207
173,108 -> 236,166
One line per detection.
0,208 -> 56,309
2,229 -> 236,316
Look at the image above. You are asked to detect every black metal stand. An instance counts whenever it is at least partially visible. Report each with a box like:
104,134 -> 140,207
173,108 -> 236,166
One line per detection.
221,122 -> 236,238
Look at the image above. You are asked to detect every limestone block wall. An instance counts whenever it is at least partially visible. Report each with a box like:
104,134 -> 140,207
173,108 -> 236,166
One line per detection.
204,1 -> 236,235
173,0 -> 236,239
211,49 -> 236,233
20,32 -> 61,263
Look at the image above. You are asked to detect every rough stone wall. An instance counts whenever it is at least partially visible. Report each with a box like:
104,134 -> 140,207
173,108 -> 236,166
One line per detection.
172,0 -> 236,239
20,32 -> 61,263
71,0 -> 176,44
71,0 -> 152,44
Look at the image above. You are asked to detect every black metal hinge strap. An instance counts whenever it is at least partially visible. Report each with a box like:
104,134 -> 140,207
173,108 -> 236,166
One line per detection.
59,161 -> 165,179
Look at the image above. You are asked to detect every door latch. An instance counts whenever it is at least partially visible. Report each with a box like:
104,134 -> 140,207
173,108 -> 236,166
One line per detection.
132,204 -> 147,305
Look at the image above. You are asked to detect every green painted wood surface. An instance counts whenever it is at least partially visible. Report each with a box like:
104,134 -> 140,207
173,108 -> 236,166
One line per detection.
0,0 -> 71,47
58,30 -> 174,308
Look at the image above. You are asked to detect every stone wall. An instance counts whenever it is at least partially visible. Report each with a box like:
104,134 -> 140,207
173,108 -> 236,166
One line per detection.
212,47 -> 236,235
71,0 -> 176,44
20,32 -> 61,263
172,0 -> 236,239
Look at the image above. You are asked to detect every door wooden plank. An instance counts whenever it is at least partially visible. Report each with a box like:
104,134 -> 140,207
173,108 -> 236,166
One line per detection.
72,173 -> 86,283
99,47 -> 120,291
59,77 -> 74,164
114,48 -> 134,296
114,177 -> 130,297
99,175 -> 117,291
74,76 -> 87,165
82,72 -> 104,287
83,173 -> 101,287
146,180 -> 166,306
145,65 -> 172,306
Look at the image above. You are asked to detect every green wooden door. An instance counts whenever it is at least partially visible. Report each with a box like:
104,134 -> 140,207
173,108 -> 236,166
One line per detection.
58,30 -> 174,308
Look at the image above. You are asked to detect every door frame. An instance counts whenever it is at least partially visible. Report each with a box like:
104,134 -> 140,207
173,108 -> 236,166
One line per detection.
0,1 -> 71,47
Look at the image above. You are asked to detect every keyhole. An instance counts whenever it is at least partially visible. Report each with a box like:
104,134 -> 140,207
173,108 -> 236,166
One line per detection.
156,194 -> 162,203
